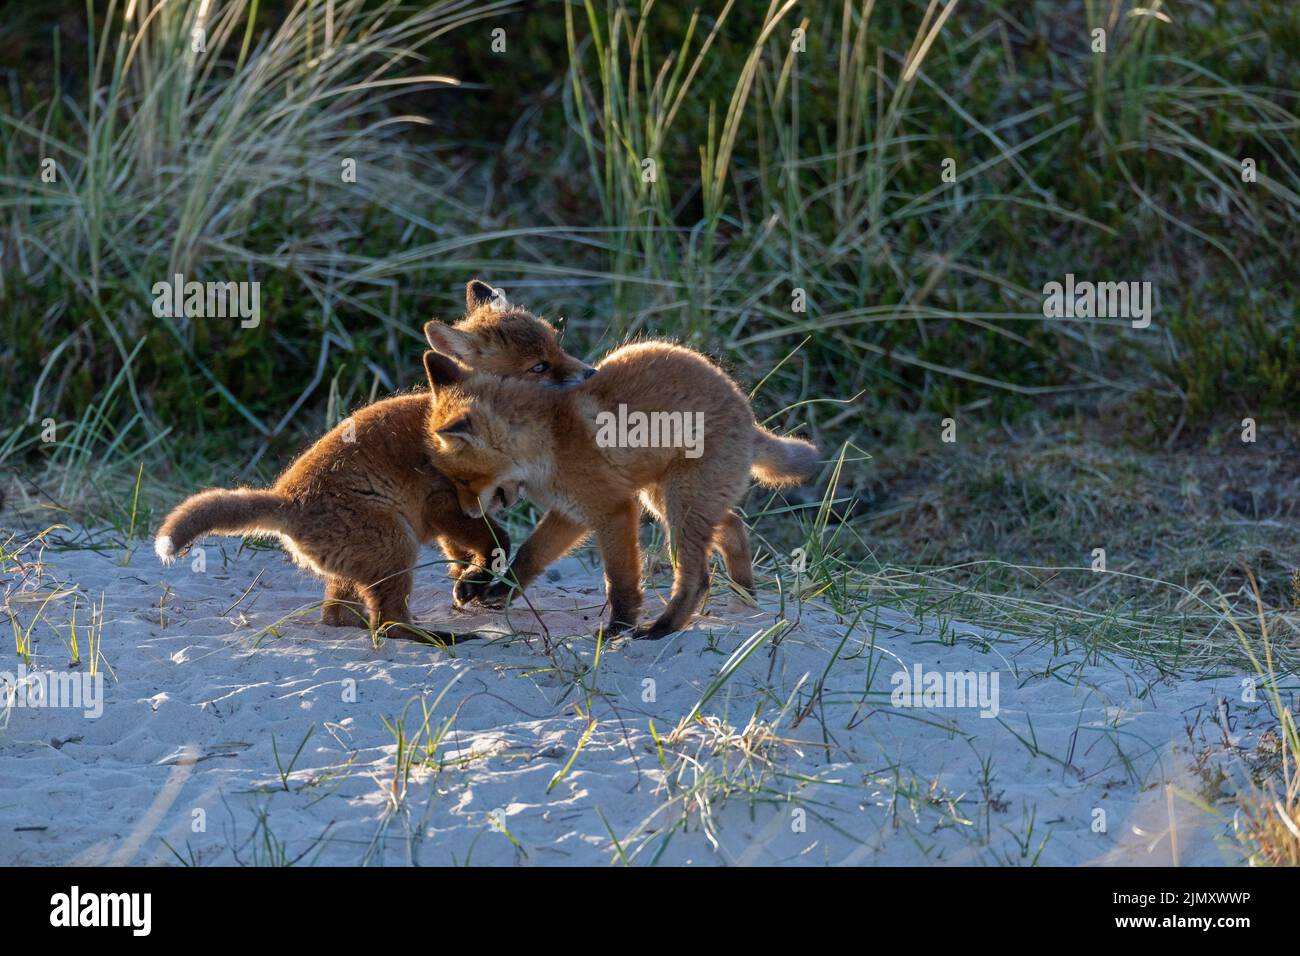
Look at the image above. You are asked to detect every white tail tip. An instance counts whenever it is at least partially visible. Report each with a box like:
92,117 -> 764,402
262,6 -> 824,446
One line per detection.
155,535 -> 176,564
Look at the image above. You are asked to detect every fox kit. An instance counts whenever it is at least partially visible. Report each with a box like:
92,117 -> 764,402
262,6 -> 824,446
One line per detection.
422,341 -> 819,639
154,280 -> 594,635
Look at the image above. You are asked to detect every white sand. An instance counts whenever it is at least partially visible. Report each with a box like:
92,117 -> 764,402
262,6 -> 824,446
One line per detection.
0,535 -> 1274,866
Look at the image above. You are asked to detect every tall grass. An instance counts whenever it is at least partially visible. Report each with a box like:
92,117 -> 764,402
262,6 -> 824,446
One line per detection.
1224,572 -> 1300,865
1,0 -> 513,481
558,0 -> 1299,438
3,0 -> 1298,486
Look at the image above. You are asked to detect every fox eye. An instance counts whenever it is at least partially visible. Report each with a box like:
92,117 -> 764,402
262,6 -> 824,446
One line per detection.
529,362 -> 549,373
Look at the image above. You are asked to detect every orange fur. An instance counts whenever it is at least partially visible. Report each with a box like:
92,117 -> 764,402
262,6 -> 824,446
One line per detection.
422,340 -> 820,639
155,281 -> 591,637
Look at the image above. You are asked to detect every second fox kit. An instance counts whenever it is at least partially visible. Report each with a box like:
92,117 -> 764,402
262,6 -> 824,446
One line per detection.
154,281 -> 594,634
423,341 -> 819,639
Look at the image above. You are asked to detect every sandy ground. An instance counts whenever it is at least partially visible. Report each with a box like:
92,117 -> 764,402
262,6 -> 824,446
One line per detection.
0,533 -> 1278,866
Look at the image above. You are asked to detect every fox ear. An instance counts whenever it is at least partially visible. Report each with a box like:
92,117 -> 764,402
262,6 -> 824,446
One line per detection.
466,279 -> 510,313
437,415 -> 480,447
438,415 -> 472,436
424,320 -> 473,360
423,349 -> 463,391
466,279 -> 497,311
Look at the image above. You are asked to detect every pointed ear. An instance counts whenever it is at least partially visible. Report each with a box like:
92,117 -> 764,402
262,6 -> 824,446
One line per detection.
467,279 -> 512,313
423,349 -> 463,391
466,279 -> 497,311
436,416 -> 483,450
436,415 -> 481,448
424,320 -> 474,361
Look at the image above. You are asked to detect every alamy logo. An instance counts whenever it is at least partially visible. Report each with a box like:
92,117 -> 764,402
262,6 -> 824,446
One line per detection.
890,665 -> 1000,718
50,886 -> 151,936
595,403 -> 704,458
1042,273 -> 1152,329
2,665 -> 104,719
151,272 -> 261,328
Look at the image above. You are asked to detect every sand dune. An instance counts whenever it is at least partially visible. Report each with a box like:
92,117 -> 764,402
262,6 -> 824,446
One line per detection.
0,537 -> 1267,866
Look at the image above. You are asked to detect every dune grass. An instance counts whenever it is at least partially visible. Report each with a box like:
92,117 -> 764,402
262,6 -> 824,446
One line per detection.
3,0 -> 1297,474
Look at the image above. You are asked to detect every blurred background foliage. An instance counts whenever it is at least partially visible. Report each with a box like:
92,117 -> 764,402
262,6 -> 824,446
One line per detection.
0,0 -> 1297,486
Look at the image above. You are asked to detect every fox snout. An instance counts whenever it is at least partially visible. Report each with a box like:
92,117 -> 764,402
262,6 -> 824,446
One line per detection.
546,365 -> 597,391
463,480 -> 523,518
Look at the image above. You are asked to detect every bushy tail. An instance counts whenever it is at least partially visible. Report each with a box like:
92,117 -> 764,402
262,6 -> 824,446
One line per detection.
154,489 -> 290,563
751,427 -> 819,488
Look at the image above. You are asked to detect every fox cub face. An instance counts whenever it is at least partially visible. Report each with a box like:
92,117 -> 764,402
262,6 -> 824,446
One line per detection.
423,280 -> 595,391
422,351 -> 524,520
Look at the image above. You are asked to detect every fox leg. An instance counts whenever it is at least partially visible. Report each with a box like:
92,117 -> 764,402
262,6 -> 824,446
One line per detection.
436,537 -> 483,606
476,510 -> 590,609
434,512 -> 510,607
594,502 -> 643,635
713,510 -> 756,598
357,568 -> 415,632
449,513 -> 510,573
322,577 -> 365,627
634,506 -> 717,640
435,537 -> 473,580
315,510 -> 420,633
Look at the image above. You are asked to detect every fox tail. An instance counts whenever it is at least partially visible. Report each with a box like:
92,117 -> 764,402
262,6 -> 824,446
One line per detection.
155,488 -> 290,563
751,427 -> 820,488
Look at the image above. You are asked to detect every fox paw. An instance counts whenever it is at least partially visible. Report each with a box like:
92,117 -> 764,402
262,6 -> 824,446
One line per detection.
628,622 -> 675,641
473,579 -> 515,610
322,609 -> 365,628
601,617 -> 643,639
452,571 -> 493,607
